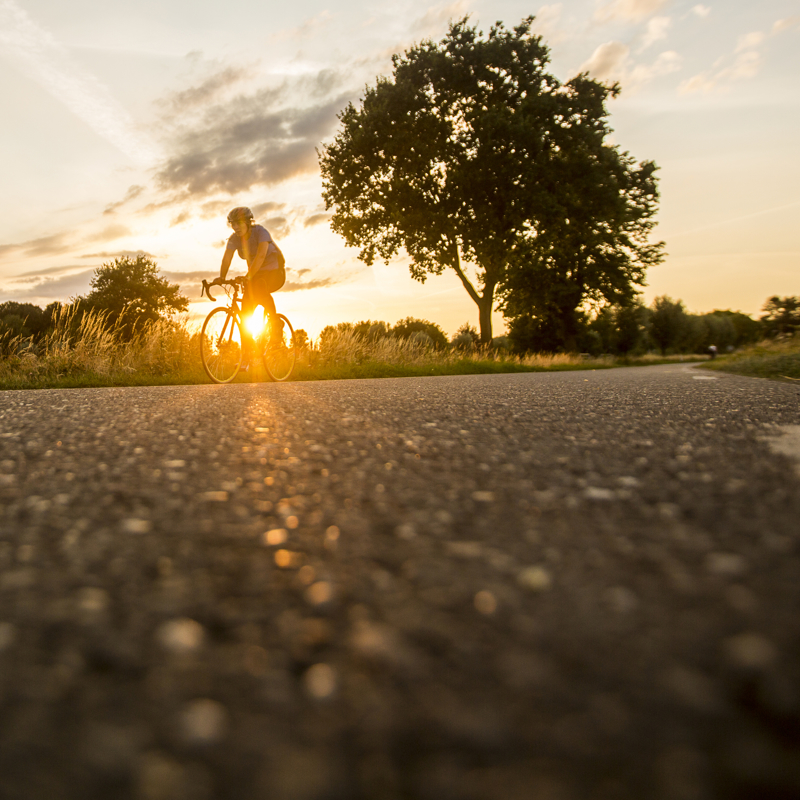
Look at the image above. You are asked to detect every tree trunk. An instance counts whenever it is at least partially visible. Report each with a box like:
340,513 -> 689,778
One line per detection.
477,291 -> 493,344
558,305 -> 581,353
450,241 -> 494,344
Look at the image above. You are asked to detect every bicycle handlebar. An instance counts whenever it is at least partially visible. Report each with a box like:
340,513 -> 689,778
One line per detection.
201,277 -> 247,302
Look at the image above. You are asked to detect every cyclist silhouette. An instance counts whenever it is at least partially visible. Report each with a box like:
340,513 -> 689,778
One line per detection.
211,207 -> 285,365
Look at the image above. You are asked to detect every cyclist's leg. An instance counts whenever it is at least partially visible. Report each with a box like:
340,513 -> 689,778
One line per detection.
254,268 -> 286,340
240,283 -> 259,365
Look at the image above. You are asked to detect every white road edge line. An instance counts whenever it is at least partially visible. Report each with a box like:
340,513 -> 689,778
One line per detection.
762,424 -> 800,478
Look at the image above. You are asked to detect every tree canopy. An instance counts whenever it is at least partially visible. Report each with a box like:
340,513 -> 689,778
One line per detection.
320,16 -> 663,344
81,254 -> 187,337
0,302 -> 52,340
761,296 -> 800,337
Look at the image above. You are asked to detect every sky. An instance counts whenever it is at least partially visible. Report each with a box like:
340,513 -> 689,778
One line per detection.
0,0 -> 798,339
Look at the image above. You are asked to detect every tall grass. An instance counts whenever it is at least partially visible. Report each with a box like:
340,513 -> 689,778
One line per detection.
0,307 -> 608,390
296,327 -> 586,378
0,305 -> 203,389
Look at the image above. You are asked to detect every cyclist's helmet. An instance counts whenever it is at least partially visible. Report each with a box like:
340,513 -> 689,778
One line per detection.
227,206 -> 254,227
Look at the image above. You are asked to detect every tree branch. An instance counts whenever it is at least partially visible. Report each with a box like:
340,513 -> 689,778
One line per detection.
449,240 -> 482,306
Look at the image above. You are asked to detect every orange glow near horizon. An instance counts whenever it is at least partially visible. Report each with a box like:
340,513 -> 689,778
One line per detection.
245,309 -> 266,338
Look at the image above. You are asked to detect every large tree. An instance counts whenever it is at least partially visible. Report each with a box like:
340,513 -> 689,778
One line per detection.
320,16 -> 663,344
82,254 -> 187,337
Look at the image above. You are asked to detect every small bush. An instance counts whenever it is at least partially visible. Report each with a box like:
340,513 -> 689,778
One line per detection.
392,317 -> 448,349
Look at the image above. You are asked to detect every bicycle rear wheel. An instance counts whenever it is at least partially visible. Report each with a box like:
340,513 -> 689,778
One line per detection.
261,313 -> 296,381
200,306 -> 243,384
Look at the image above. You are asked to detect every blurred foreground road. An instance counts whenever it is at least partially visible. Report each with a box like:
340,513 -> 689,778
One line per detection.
0,364 -> 799,800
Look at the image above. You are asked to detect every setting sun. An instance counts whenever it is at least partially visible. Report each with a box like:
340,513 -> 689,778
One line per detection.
245,310 -> 265,338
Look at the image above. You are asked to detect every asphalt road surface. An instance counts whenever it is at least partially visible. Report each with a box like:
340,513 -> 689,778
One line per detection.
0,364 -> 799,800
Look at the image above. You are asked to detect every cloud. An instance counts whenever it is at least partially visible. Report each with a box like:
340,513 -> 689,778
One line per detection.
411,2 -> 472,37
167,66 -> 249,113
163,270 -> 217,283
95,62 -> 353,220
680,30 -> 766,94
271,10 -> 334,42
527,5 -> 567,45
0,225 -> 131,263
1,268 -> 95,302
639,16 -> 671,51
78,250 -> 157,260
251,202 -> 286,219
170,211 -> 192,227
161,270 -> 340,302
681,13 -> 800,95
84,224 -> 132,244
595,0 -> 669,23
282,277 -> 337,292
262,217 -> 291,239
11,263 -> 81,278
736,31 -> 765,53
304,212 -> 332,228
579,41 -> 680,87
580,41 -> 630,81
0,0 -> 159,165
0,232 -> 72,258
773,16 -> 800,33
103,185 -> 145,215
154,90 -> 349,199
161,270 -> 217,302
164,198 -> 245,224
691,5 -> 710,18
629,50 -> 681,83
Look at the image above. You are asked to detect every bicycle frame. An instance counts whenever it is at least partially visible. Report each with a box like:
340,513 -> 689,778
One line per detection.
200,276 -> 296,382
201,277 -> 275,335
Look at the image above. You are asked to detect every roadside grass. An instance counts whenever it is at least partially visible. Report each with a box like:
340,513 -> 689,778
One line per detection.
0,305 -> 206,390
703,337 -> 800,382
0,308 -> 714,390
607,353 -> 708,368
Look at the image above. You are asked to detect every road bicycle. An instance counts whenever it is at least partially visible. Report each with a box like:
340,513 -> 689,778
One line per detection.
199,277 -> 297,383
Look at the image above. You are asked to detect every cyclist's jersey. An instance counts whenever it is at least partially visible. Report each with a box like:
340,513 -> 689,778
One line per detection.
226,224 -> 281,272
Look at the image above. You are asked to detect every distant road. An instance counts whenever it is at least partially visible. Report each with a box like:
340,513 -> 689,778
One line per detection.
1,365 -> 799,799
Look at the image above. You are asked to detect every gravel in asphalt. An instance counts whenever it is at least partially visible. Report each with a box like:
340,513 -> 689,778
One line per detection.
0,364 -> 799,799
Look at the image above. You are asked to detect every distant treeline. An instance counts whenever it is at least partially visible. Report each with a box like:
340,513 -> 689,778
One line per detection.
569,295 -> 798,357
316,295 -> 798,356
2,293 -> 798,358
576,298 -> 760,357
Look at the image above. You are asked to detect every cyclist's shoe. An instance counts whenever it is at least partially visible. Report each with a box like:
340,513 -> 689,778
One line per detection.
268,319 -> 285,347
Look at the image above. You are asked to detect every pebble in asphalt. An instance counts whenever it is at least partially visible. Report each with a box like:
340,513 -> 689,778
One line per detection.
0,364 -> 799,799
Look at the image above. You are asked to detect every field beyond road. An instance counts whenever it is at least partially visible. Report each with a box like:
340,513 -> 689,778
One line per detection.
1,365 -> 799,799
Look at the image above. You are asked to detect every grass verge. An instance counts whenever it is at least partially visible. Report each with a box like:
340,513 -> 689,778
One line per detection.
704,337 -> 800,382
289,359 -> 615,382
0,308 -> 720,390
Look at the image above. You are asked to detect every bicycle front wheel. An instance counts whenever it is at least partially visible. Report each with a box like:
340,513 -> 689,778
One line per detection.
261,313 -> 296,382
200,306 -> 243,384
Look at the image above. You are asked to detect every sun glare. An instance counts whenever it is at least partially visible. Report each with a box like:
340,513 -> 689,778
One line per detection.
245,311 -> 265,337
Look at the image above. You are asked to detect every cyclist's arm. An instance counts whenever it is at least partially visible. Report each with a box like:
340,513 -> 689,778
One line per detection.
217,247 -> 234,281
247,241 -> 270,279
